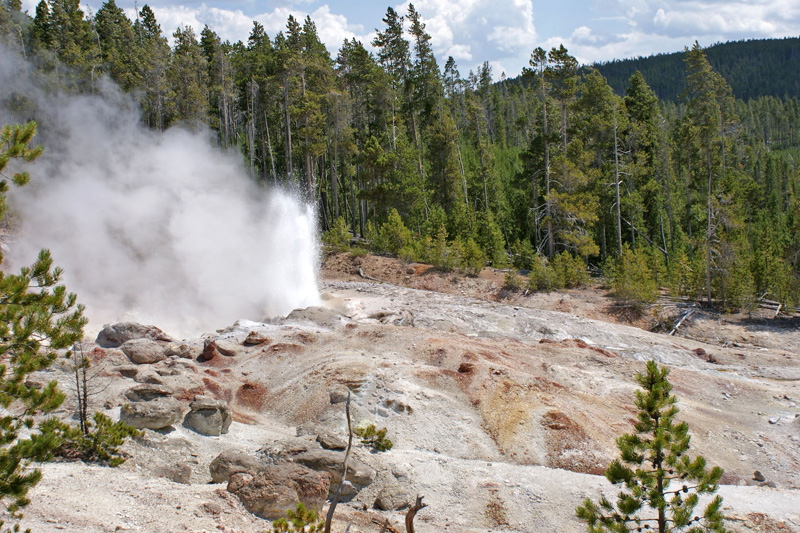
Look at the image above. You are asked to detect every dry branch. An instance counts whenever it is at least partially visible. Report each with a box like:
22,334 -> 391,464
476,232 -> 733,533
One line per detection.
404,495 -> 427,533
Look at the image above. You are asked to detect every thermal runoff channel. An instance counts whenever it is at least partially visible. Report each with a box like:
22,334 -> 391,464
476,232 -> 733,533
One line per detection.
0,49 -> 320,336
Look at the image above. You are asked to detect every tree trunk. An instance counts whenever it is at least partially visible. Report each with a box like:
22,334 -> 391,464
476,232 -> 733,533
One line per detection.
283,79 -> 293,181
614,107 -> 622,256
705,134 -> 713,307
543,93 -> 553,258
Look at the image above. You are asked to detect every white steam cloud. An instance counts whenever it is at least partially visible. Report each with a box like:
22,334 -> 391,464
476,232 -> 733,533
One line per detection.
0,50 -> 319,337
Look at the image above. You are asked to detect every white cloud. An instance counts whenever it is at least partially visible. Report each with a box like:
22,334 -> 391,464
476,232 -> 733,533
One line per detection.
119,3 -> 372,53
446,43 -> 473,62
147,4 -> 252,41
395,0 -> 537,79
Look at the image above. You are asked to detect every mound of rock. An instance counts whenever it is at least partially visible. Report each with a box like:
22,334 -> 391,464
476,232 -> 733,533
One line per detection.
226,464 -> 330,520
183,397 -> 232,436
96,322 -> 175,348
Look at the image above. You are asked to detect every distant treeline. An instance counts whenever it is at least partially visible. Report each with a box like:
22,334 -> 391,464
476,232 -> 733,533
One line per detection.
592,37 -> 800,102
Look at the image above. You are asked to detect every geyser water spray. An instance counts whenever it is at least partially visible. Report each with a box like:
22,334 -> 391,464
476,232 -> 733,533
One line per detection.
0,49 -> 320,337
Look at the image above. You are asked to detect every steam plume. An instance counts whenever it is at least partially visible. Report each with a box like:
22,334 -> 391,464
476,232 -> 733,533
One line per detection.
0,49 -> 320,337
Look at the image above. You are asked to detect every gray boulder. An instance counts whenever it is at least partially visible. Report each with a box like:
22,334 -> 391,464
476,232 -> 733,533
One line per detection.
164,342 -> 201,359
183,397 -> 232,436
120,397 -> 184,430
374,482 -> 411,510
124,383 -> 174,403
215,338 -> 243,357
227,464 -> 330,520
210,451 -> 265,483
316,433 -> 347,450
121,339 -> 166,364
96,322 -> 175,348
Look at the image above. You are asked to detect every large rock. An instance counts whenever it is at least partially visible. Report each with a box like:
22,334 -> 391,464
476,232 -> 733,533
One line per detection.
200,339 -> 219,361
210,451 -> 265,483
96,322 -> 175,348
215,338 -> 243,357
124,383 -> 174,402
374,481 -> 411,511
227,464 -> 330,520
183,397 -> 232,436
164,342 -> 201,359
292,449 -> 375,492
120,397 -> 184,430
243,331 -> 271,346
121,339 -> 167,364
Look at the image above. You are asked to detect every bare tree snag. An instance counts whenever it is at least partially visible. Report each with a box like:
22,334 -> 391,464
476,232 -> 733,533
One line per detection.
324,390 -> 352,533
405,495 -> 427,533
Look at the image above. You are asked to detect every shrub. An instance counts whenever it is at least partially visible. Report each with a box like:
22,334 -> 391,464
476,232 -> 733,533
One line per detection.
510,238 -> 536,270
550,251 -> 589,288
355,424 -> 393,452
375,209 -> 412,256
503,270 -> 524,292
43,413 -> 141,467
527,254 -> 557,292
271,502 -> 325,532
608,245 -> 658,311
348,246 -> 369,259
576,361 -> 727,533
460,238 -> 486,276
321,216 -> 351,253
429,223 -> 454,271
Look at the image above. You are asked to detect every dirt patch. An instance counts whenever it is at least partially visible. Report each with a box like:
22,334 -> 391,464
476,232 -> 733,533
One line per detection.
235,381 -> 269,411
541,410 -> 606,475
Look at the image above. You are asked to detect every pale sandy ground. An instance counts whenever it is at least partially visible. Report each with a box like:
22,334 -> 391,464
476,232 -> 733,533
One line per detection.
10,264 -> 800,533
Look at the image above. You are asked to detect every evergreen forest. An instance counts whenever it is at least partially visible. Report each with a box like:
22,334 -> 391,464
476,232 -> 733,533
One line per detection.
1,0 -> 799,312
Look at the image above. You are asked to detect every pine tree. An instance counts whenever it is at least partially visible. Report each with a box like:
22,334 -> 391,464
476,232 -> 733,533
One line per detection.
576,361 -> 728,533
0,122 -> 87,533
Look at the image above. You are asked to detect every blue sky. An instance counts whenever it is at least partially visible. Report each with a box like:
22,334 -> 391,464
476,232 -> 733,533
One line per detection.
23,0 -> 800,79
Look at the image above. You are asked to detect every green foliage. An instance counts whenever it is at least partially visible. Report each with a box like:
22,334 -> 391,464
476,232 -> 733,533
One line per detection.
460,238 -> 486,276
550,251 -> 589,289
429,223 -> 454,271
476,210 -> 508,268
0,122 -> 87,533
0,122 -> 43,221
576,361 -> 728,533
503,270 -> 524,292
374,209 -> 413,257
355,423 -> 393,452
510,238 -> 536,270
349,246 -> 369,259
5,6 -> 800,322
41,413 -> 141,467
608,246 -> 658,310
270,502 -> 325,532
322,216 -> 351,253
527,254 -> 557,292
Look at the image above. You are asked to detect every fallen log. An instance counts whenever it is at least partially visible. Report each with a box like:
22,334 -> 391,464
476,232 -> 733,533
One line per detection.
669,308 -> 695,336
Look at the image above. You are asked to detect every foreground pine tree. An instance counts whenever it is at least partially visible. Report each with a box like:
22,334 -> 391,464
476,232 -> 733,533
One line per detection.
576,361 -> 728,532
1,122 -> 87,532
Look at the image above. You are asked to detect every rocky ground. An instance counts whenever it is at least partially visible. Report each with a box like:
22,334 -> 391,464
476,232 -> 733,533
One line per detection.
8,252 -> 800,532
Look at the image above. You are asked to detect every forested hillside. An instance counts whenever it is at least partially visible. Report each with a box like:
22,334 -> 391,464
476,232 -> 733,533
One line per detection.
1,0 -> 799,312
594,38 -> 800,102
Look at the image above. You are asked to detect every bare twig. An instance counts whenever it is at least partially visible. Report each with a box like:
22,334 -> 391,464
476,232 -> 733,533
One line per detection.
324,390 -> 352,533
405,495 -> 427,533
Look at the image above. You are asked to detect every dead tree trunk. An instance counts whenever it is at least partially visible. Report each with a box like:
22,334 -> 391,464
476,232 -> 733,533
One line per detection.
405,495 -> 427,533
